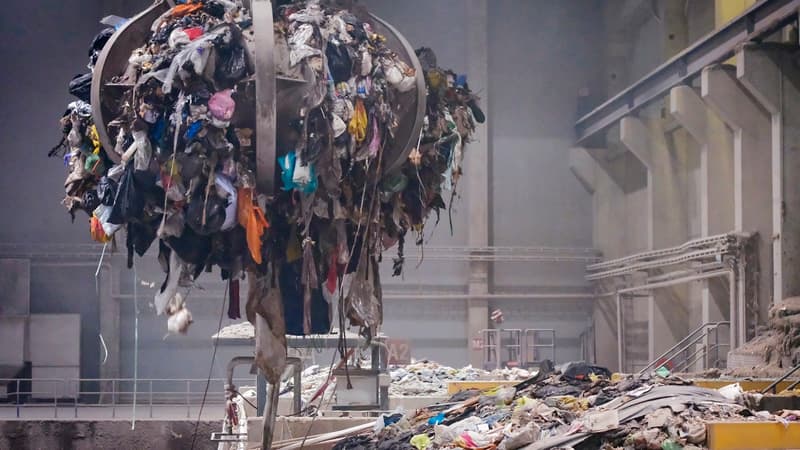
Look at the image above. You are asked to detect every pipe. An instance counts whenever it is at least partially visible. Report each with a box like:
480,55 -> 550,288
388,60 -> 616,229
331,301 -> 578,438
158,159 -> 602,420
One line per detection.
262,382 -> 280,450
226,356 -> 255,389
729,270 -> 736,350
286,357 -> 302,415
616,293 -> 623,373
644,262 -> 725,283
616,269 -> 731,294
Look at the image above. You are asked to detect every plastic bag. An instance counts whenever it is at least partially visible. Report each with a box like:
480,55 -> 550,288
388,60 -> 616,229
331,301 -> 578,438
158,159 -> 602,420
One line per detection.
166,300 -> 193,335
237,187 -> 269,264
345,254 -> 382,331
168,28 -> 191,49
121,128 -> 152,172
186,186 -> 227,235
216,45 -> 248,86
349,98 -> 367,144
288,24 -> 319,66
108,164 -> 145,225
208,89 -> 236,126
90,215 -> 112,243
279,151 -> 297,190
68,73 -> 92,102
93,204 -> 121,237
360,48 -> 372,76
326,41 -> 352,83
88,28 -> 115,68
332,113 -> 347,138
292,155 -> 318,194
215,173 -> 238,231
82,189 -> 101,213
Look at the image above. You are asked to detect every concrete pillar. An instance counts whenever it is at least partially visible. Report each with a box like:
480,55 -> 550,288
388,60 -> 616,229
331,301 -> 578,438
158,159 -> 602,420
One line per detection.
570,147 -> 619,371
569,147 -> 596,195
620,116 -> 691,362
466,0 -> 489,368
702,65 -> 772,337
737,44 -> 800,305
670,86 -> 735,360
669,85 -> 734,328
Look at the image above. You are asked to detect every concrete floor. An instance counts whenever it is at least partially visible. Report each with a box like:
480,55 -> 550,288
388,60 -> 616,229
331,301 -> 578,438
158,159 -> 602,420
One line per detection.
0,420 -> 222,450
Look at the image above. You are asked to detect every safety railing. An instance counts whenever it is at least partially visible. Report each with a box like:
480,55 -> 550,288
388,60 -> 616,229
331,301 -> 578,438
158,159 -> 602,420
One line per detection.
638,321 -> 730,376
523,329 -> 556,367
761,363 -> 800,394
0,377 -> 253,420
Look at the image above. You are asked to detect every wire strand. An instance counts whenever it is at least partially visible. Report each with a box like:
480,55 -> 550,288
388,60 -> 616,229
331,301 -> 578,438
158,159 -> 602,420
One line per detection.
131,257 -> 139,430
191,282 -> 229,450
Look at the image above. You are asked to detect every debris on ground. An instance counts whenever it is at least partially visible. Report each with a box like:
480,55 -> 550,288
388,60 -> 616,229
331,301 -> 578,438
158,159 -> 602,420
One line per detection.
726,297 -> 800,376
317,364 -> 797,450
279,360 -> 532,404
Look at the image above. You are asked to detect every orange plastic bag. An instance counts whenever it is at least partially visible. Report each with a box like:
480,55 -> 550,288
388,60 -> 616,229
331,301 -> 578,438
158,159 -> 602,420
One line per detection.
237,188 -> 270,264
90,216 -> 111,243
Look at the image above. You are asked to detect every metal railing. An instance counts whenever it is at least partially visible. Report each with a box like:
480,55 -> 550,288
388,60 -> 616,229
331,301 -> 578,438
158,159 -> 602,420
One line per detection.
480,328 -> 557,370
0,377 -> 253,420
523,329 -> 556,367
761,363 -> 800,394
638,321 -> 730,376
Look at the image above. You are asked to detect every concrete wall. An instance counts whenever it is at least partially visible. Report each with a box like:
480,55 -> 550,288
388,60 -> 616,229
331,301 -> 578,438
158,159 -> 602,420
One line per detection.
0,420 -> 220,450
0,0 -> 102,244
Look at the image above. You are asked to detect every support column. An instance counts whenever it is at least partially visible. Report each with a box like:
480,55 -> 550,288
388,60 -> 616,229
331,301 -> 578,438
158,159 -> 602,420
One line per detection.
466,0 -> 489,368
669,86 -> 734,344
702,65 -> 772,340
621,116 -> 691,362
737,44 -> 800,305
570,147 -> 621,371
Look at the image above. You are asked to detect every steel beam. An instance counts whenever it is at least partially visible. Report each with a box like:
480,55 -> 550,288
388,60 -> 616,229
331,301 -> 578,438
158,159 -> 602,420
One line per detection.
575,0 -> 800,144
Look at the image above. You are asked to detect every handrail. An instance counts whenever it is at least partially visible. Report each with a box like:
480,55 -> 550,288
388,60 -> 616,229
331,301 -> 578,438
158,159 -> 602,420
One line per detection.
761,363 -> 800,394
0,377 -> 257,420
638,321 -> 730,375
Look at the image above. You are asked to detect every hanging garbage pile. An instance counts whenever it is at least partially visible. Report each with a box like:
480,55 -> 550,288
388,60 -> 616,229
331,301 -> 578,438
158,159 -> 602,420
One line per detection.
48,0 -> 484,374
327,365 -> 796,450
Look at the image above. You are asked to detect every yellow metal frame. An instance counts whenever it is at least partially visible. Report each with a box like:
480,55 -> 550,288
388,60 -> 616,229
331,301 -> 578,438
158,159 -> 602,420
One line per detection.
707,421 -> 800,450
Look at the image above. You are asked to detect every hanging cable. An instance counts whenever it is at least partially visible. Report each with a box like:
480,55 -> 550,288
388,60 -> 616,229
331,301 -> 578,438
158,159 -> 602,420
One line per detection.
191,283 -> 229,450
132,256 -> 139,430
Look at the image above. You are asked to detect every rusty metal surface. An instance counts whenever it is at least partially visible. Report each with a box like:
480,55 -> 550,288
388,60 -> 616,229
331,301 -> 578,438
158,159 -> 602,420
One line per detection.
370,14 -> 426,175
253,0 -> 278,196
91,0 -> 170,163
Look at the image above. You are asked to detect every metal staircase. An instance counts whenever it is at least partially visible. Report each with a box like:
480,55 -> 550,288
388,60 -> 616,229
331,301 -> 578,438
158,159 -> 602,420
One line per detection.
639,321 -> 730,375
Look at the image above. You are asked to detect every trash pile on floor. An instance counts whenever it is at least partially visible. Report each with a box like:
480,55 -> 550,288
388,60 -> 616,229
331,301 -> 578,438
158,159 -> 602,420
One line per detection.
320,363 -> 798,450
48,0 -> 484,382
726,297 -> 800,377
388,362 -> 532,397
280,360 -> 532,404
